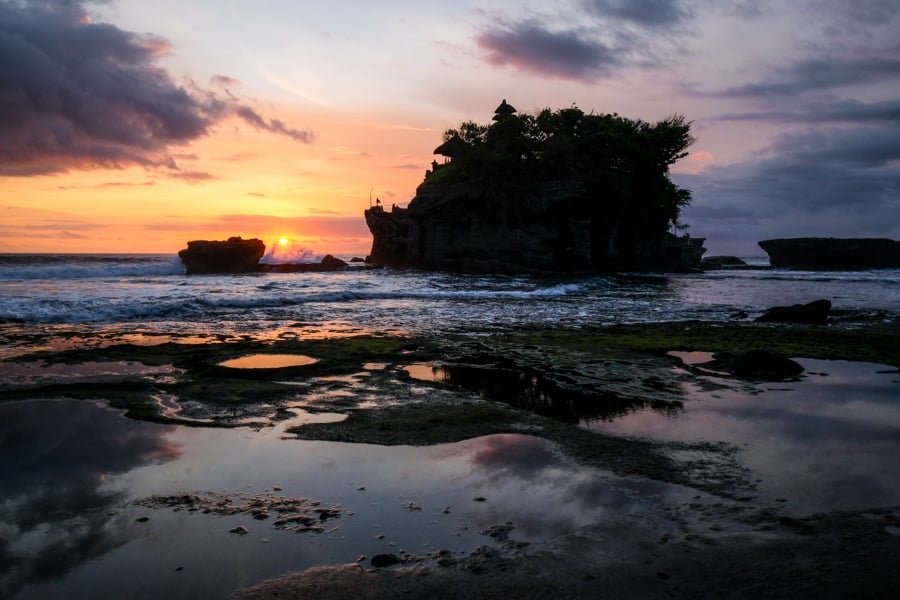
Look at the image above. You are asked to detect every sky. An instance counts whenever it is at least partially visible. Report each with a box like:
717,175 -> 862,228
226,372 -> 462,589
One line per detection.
1,0 -> 898,256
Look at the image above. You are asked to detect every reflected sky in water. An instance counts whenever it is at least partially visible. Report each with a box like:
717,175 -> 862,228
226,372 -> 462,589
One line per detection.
2,400 -> 686,600
587,359 -> 900,514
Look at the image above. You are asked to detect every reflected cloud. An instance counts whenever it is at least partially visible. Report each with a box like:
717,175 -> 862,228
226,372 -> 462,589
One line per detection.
0,400 -> 179,597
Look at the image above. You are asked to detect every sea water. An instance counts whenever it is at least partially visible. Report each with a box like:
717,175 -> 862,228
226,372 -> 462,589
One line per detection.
2,254 -> 898,351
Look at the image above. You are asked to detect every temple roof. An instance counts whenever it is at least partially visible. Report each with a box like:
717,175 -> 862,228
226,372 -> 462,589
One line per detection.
433,133 -> 469,157
492,99 -> 517,120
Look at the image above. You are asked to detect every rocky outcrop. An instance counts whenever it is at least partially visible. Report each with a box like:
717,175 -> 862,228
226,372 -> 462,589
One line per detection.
179,239 -> 348,274
756,299 -> 832,325
259,255 -> 348,273
701,256 -> 747,268
178,237 -> 265,274
759,238 -> 900,269
364,181 -> 705,273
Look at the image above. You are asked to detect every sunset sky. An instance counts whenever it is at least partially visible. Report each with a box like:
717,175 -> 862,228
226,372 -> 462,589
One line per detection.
2,0 -> 898,256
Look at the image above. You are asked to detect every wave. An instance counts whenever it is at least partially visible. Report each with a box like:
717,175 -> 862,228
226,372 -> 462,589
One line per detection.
0,257 -> 186,280
0,281 -> 586,324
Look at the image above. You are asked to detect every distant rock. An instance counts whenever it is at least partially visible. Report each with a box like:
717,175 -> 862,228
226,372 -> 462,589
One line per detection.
759,238 -> 900,269
702,255 -> 747,268
350,257 -> 365,263
757,299 -> 832,325
178,237 -> 265,274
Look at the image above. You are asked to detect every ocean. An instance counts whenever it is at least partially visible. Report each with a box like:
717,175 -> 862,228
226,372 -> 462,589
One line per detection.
2,253 -> 899,355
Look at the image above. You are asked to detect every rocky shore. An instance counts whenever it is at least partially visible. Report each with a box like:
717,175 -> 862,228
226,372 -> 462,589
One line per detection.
3,315 -> 899,598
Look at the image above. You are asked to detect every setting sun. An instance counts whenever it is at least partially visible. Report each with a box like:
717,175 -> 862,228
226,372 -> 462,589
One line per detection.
278,237 -> 289,246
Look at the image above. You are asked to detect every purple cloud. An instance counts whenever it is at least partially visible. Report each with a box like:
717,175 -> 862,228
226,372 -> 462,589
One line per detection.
0,1 -> 312,177
477,22 -> 619,82
583,0 -> 689,27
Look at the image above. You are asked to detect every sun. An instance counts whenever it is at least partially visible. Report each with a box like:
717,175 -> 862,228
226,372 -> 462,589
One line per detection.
278,237 -> 289,246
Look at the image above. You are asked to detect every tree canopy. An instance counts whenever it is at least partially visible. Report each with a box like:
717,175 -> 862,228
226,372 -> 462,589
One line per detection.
431,105 -> 695,236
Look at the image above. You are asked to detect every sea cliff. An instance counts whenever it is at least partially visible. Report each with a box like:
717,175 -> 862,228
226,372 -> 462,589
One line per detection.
364,101 -> 703,273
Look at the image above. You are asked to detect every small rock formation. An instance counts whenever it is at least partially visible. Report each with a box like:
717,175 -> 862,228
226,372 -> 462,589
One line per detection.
759,238 -> 900,269
178,237 -> 265,274
700,350 -> 804,379
726,350 -> 804,379
370,554 -> 401,568
259,254 -> 348,273
702,256 -> 747,268
756,299 -> 832,325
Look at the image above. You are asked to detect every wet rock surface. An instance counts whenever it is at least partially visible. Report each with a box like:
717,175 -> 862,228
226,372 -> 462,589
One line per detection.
135,491 -> 341,534
757,299 -> 832,325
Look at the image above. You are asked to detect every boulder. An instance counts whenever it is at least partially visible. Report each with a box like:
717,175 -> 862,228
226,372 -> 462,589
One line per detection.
726,350 -> 804,379
178,237 -> 265,274
756,299 -> 832,325
759,238 -> 900,269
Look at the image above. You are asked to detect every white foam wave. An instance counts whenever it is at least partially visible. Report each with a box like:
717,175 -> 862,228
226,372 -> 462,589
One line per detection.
0,281 -> 585,323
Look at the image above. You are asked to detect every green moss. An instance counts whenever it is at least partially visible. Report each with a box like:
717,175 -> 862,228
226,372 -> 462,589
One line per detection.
504,322 -> 900,368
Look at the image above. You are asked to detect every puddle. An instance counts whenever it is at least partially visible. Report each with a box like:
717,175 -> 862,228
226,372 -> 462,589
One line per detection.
0,360 -> 181,386
0,398 -> 689,600
587,359 -> 900,514
218,354 -> 318,369
401,362 -> 448,382
668,351 -> 716,366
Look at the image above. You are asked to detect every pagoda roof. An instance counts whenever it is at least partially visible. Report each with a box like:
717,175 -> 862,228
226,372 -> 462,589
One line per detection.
433,134 -> 469,157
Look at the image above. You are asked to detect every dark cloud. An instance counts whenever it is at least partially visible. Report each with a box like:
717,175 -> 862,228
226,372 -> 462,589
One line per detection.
676,124 -> 900,253
716,99 -> 900,124
583,0 -> 689,27
715,55 -> 900,98
0,1 -> 312,177
477,21 -> 619,82
0,399 -> 178,597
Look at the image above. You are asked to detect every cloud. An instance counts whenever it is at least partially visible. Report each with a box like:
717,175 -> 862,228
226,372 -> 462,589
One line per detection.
0,1 -> 312,177
714,54 -> 900,98
676,124 -> 900,252
167,170 -> 216,183
716,99 -> 900,124
477,21 -> 619,82
583,0 -> 689,27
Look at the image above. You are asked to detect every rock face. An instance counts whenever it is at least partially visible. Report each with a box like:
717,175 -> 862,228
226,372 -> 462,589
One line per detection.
178,237 -> 265,274
759,238 -> 900,269
364,182 -> 705,273
756,299 -> 832,325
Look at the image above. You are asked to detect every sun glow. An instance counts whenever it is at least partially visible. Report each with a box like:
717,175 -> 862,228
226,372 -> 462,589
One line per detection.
278,237 -> 289,245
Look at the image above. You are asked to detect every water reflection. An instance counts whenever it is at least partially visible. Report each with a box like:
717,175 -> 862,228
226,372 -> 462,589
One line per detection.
402,362 -> 683,423
0,400 -> 179,598
218,354 -> 318,369
587,359 -> 900,514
